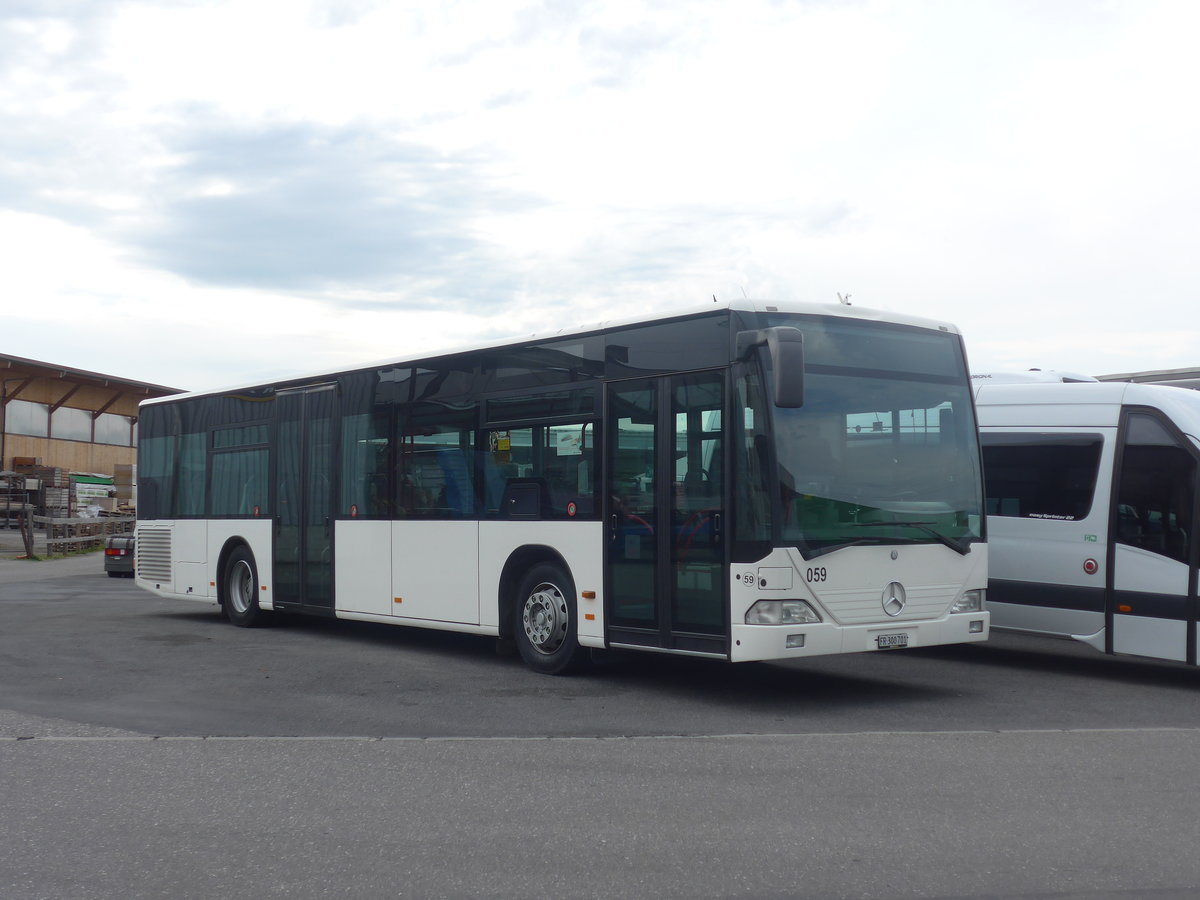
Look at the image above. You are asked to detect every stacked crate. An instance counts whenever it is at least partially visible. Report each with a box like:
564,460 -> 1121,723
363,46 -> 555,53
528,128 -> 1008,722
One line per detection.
0,473 -> 33,528
13,463 -> 72,517
114,463 -> 136,513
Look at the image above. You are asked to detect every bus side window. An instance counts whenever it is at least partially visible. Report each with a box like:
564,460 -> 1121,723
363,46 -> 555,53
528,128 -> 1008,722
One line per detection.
483,421 -> 596,518
544,422 -> 595,516
396,402 -> 477,518
437,448 -> 473,515
733,367 -> 772,548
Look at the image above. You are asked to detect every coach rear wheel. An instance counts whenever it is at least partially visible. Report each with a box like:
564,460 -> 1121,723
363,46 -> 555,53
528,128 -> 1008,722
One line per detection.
223,546 -> 270,627
513,562 -> 586,675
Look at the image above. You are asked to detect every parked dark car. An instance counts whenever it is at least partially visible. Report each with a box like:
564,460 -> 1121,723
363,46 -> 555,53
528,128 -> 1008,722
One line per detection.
104,534 -> 135,577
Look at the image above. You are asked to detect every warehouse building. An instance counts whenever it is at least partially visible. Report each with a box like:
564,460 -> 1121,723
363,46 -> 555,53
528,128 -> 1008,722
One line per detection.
1,352 -> 181,518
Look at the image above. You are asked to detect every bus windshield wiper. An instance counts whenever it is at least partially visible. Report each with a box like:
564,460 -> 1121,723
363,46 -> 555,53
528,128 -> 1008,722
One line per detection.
802,537 -> 887,559
853,521 -> 971,556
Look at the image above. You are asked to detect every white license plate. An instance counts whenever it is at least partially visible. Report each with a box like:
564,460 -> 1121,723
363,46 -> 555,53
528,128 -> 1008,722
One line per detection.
876,632 -> 909,649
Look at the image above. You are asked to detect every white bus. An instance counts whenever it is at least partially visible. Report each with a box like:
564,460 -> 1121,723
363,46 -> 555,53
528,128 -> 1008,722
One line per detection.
135,301 -> 989,674
975,380 -> 1200,664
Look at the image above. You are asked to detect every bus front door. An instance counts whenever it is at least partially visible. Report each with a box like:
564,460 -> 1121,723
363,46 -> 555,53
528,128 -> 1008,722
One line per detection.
275,384 -> 336,612
1109,411 -> 1199,663
605,373 -> 728,657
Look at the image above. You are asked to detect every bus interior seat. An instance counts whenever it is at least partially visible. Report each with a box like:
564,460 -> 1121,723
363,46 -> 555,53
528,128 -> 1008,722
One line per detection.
500,478 -> 551,519
437,448 -> 474,515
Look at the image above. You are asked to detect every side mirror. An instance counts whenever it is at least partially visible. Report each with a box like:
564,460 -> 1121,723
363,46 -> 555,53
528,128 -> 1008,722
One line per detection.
737,327 -> 805,407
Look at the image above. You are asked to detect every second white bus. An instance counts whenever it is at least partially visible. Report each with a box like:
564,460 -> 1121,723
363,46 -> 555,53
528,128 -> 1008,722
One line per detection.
976,380 -> 1200,664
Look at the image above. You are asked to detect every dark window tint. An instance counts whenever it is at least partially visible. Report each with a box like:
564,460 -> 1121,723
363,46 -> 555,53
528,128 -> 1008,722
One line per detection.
981,433 -> 1103,521
411,364 -> 479,404
139,391 -> 275,518
179,391 -> 276,432
670,372 -> 725,634
608,382 -> 658,628
605,314 -> 730,377
395,402 -> 477,518
340,406 -> 392,517
139,403 -> 177,441
340,369 -> 398,517
138,433 -> 175,520
210,449 -> 269,516
483,422 -> 596,519
210,419 -> 270,517
485,388 -> 595,424
177,433 -> 206,516
760,314 -> 965,379
1116,414 -> 1196,564
213,424 -> 269,448
481,336 -> 604,392
732,364 -> 772,554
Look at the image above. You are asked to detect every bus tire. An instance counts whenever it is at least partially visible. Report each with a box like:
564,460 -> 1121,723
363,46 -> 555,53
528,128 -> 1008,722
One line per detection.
222,545 -> 270,627
513,562 -> 586,675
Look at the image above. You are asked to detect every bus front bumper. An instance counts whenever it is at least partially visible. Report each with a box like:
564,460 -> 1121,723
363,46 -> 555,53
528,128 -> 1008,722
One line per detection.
730,613 -> 989,663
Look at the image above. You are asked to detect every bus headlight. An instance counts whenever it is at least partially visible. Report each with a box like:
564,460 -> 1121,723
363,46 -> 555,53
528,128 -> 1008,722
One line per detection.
951,589 -> 985,613
745,600 -> 822,625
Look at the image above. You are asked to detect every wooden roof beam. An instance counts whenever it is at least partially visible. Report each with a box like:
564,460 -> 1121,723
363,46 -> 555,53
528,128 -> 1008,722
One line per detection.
49,384 -> 83,413
1,376 -> 36,406
90,389 -> 125,419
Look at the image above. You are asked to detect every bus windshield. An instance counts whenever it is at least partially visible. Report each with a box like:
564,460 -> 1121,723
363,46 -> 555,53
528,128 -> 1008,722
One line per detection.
759,317 -> 984,559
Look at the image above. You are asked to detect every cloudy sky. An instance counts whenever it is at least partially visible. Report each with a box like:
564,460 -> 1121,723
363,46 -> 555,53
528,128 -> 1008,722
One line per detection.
1,0 -> 1197,392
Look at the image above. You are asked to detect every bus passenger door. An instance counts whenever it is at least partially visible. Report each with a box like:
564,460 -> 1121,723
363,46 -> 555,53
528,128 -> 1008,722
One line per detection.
275,385 -> 336,612
605,373 -> 728,657
1109,412 -> 1199,663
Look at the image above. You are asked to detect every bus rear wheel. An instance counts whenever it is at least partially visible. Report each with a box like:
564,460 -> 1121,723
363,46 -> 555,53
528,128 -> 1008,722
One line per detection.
513,562 -> 586,675
223,546 -> 270,627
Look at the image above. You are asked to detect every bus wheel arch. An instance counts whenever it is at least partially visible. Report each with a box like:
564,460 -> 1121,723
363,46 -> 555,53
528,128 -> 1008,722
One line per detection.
500,547 -> 586,675
218,539 -> 270,627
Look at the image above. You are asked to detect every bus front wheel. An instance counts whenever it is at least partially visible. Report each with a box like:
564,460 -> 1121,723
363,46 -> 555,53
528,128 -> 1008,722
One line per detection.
513,562 -> 585,675
223,546 -> 270,627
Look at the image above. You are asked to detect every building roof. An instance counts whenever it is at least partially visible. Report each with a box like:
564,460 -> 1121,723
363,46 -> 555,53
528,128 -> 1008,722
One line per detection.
1,352 -> 182,398
1095,366 -> 1200,390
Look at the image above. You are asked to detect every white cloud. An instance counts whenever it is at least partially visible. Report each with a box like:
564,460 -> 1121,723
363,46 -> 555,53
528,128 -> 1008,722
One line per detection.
1,0 -> 1197,391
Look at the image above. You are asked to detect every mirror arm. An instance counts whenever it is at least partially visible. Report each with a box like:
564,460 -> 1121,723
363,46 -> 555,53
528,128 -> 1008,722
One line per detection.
736,326 -> 805,407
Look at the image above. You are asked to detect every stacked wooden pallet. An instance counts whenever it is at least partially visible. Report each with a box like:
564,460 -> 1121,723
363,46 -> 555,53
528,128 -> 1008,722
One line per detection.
13,465 -> 73,517
0,473 -> 34,528
113,463 -> 136,510
15,464 -> 68,486
35,515 -> 136,554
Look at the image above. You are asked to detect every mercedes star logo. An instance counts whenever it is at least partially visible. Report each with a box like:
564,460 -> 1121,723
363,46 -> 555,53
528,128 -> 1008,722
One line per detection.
882,582 -> 907,617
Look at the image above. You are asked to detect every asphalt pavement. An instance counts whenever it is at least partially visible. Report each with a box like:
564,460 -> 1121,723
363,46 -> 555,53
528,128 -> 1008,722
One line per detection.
4,555 -> 1200,899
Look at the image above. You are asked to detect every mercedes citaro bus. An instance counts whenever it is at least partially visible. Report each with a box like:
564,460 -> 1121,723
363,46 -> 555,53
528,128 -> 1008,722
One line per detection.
135,301 -> 988,673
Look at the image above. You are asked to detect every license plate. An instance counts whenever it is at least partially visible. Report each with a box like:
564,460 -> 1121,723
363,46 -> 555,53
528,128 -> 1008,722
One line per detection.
876,632 -> 909,649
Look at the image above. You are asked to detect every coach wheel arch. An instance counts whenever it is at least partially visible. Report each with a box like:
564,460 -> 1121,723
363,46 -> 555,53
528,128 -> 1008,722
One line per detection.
508,555 -> 587,675
217,539 -> 271,627
497,546 -> 573,641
